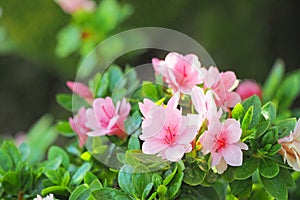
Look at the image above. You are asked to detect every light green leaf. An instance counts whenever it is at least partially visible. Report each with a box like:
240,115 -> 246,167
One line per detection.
48,146 -> 70,169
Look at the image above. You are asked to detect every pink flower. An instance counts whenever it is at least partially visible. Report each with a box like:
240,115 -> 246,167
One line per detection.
278,119 -> 300,171
33,194 -> 54,200
67,81 -> 94,104
199,66 -> 241,110
152,52 -> 203,94
139,93 -> 199,162
236,80 -> 262,101
85,97 -> 130,138
200,118 -> 248,174
69,107 -> 89,147
191,86 -> 222,127
56,0 -> 96,14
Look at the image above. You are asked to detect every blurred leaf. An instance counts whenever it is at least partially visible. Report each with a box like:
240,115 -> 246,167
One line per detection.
84,172 -> 98,185
71,162 -> 92,185
56,121 -> 75,137
2,141 -> 21,169
128,135 -> 140,150
56,25 -> 81,58
263,59 -> 285,103
108,65 -> 123,93
261,174 -> 287,200
95,72 -> 109,98
41,185 -> 68,196
276,118 -> 296,139
56,94 -> 89,112
27,115 -> 57,164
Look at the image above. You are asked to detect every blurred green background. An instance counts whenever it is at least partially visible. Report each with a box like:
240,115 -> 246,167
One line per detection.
0,0 -> 299,134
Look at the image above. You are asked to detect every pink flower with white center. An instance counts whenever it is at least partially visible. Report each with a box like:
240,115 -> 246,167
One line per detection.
278,119 -> 300,171
69,107 -> 89,147
199,66 -> 241,110
33,194 -> 54,200
200,118 -> 248,174
139,93 -> 199,162
85,97 -> 131,138
191,86 -> 222,127
236,80 -> 262,101
56,0 -> 96,14
152,52 -> 203,94
67,81 -> 94,104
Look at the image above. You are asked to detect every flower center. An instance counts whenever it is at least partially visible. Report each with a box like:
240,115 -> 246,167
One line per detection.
102,105 -> 111,118
164,126 -> 176,144
215,137 -> 226,152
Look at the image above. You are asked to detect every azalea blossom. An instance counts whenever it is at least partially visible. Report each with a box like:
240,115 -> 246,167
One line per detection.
85,97 -> 130,138
200,118 -> 248,174
67,81 -> 94,104
69,107 -> 89,147
139,93 -> 199,162
191,86 -> 222,127
236,80 -> 262,100
278,119 -> 300,171
199,66 -> 241,110
33,193 -> 54,200
55,0 -> 96,14
152,52 -> 203,94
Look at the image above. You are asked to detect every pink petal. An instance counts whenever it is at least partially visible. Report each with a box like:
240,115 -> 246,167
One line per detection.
66,81 -> 93,102
221,144 -> 243,166
142,138 -> 168,154
191,86 -> 206,114
223,119 -> 242,144
176,125 -> 198,144
225,92 -> 241,108
220,71 -> 236,91
215,157 -> 228,174
164,145 -> 186,162
205,67 -> 219,88
138,99 -> 156,117
211,152 -> 222,167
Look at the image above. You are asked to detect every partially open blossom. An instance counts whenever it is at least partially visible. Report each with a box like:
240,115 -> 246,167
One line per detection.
69,107 -> 89,147
67,81 -> 94,104
199,66 -> 241,110
278,119 -> 300,171
139,93 -> 199,162
85,97 -> 130,138
236,80 -> 262,100
191,86 -> 222,127
56,0 -> 96,14
200,118 -> 248,174
33,194 -> 54,200
152,52 -> 203,94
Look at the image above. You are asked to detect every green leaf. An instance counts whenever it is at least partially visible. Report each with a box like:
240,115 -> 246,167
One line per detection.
0,149 -> 13,171
166,163 -> 184,199
92,188 -> 132,200
268,144 -> 282,156
56,94 -> 89,112
231,103 -> 245,120
90,179 -> 103,191
70,185 -> 90,200
17,163 -> 33,191
278,168 -> 295,187
163,164 -> 178,186
128,135 -> 140,150
261,102 -> 276,123
234,158 -> 259,180
141,182 -> 153,200
179,184 -> 220,200
71,162 -> 92,185
56,121 -> 75,137
84,172 -> 98,185
263,59 -> 285,102
261,174 -> 287,200
62,171 -> 71,187
141,81 -> 159,101
242,95 -> 261,129
2,141 -> 21,169
259,159 -> 279,178
108,65 -> 123,93
95,72 -> 109,98
41,186 -> 68,196
230,178 -> 252,199
221,166 -> 235,182
276,118 -> 296,138
183,162 -> 206,186
152,173 -> 163,188
48,146 -> 70,169
44,170 -> 62,185
242,106 -> 253,130
2,171 -> 21,195
254,120 -> 270,139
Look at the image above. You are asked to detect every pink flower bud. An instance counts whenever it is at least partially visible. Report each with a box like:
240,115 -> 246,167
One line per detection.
236,80 -> 262,101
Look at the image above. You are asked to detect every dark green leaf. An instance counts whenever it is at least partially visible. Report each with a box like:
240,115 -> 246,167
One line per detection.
166,164 -> 184,199
261,102 -> 276,123
2,141 -> 21,169
152,173 -> 163,188
0,149 -> 13,171
261,174 -> 287,200
230,178 -> 252,199
234,158 -> 259,180
163,164 -> 178,185
278,168 -> 295,187
2,171 -> 21,195
108,65 -> 123,92
276,118 -> 296,139
179,184 -> 220,200
268,144 -> 282,156
183,162 -> 206,186
259,159 -> 279,178
141,182 -> 153,200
